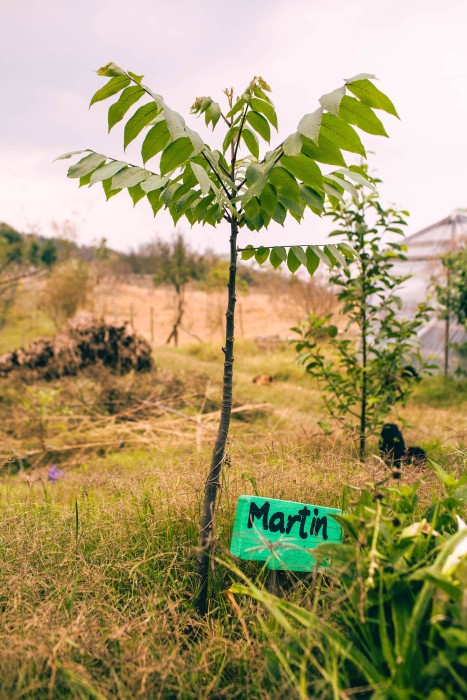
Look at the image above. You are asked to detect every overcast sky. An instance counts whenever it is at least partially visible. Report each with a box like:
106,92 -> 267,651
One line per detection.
1,0 -> 466,253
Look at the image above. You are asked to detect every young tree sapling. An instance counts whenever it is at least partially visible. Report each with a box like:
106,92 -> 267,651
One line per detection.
57,63 -> 397,612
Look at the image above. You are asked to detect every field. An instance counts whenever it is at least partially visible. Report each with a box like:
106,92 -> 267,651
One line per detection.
0,281 -> 466,698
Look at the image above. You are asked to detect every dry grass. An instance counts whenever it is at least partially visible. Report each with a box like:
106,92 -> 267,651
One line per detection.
93,281 -> 316,347
0,299 -> 465,697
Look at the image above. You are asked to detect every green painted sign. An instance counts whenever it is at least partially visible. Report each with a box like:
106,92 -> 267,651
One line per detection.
230,495 -> 342,571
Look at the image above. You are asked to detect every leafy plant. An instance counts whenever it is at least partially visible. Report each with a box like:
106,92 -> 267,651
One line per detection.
432,247 -> 467,375
292,183 -> 432,460
231,461 -> 467,699
40,259 -> 92,328
150,233 -> 205,346
0,223 -> 57,330
57,62 -> 397,613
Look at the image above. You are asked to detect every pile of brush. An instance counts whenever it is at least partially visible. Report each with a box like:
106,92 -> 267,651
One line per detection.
0,312 -> 153,380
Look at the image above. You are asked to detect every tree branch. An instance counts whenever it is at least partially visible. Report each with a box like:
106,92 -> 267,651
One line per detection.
201,152 -> 234,202
232,106 -> 249,168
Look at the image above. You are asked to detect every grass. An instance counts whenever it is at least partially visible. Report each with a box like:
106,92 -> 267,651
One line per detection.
0,320 -> 466,697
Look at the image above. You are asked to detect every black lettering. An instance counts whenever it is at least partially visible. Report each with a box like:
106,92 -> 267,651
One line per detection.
286,514 -> 301,534
269,511 -> 285,533
298,506 -> 311,539
248,501 -> 270,530
314,515 -> 328,540
310,508 -> 319,536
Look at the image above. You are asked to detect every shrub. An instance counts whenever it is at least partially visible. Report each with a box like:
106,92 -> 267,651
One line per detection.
231,459 -> 467,699
40,260 -> 92,328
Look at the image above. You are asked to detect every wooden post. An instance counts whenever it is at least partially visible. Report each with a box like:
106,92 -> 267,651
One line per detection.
150,306 -> 154,344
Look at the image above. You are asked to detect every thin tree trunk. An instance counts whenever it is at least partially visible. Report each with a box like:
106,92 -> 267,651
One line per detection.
360,250 -> 367,462
444,313 -> 450,377
166,287 -> 184,347
444,267 -> 451,377
195,219 -> 238,615
360,327 -> 367,461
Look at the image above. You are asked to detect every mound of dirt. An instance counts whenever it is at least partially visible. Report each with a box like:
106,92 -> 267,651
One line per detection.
0,312 -> 153,380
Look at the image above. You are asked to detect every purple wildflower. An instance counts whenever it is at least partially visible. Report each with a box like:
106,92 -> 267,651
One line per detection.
48,464 -> 65,483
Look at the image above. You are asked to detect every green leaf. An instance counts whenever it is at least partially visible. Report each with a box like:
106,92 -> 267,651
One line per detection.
144,88 -> 165,110
344,72 -> 377,83
111,166 -> 148,190
255,246 -> 269,265
170,190 -> 200,224
290,245 -> 307,265
108,86 -> 144,132
226,98 -> 245,120
246,111 -> 271,142
67,153 -> 106,178
141,121 -> 171,163
301,134 -> 346,167
297,108 -> 322,143
128,71 -> 144,84
140,174 -> 169,193
249,98 -> 278,129
241,128 -> 259,159
162,181 -> 192,206
334,166 -> 376,190
324,182 -> 344,204
269,248 -> 284,269
191,162 -> 212,195
253,83 -> 272,103
160,137 -> 194,174
242,162 -> 274,206
272,202 -> 286,226
325,243 -> 347,266
244,197 -> 260,220
54,149 -> 88,161
278,195 -> 305,221
300,185 -> 324,214
320,113 -> 366,156
204,203 -> 224,227
339,96 -> 388,136
193,194 -> 214,222
325,173 -> 358,199
310,245 -> 333,268
241,245 -> 256,260
90,160 -> 128,184
147,189 -> 163,216
223,126 -> 239,153
90,75 -> 131,107
206,101 -> 221,129
161,106 -> 185,140
96,62 -> 126,77
273,246 -> 287,263
283,132 -> 303,156
259,184 -> 277,217
184,126 -> 204,154
346,79 -> 398,118
306,246 -> 320,275
128,183 -> 146,205
287,248 -> 301,274
78,172 -> 93,187
319,86 -> 346,116
281,154 -> 323,190
102,178 -> 121,200
124,102 -> 160,149
336,242 -> 359,260
269,167 -> 300,203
